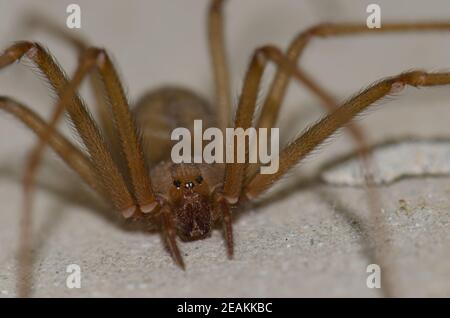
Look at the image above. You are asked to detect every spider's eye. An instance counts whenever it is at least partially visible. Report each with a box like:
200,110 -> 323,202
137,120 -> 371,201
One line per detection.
195,175 -> 203,184
173,180 -> 181,189
185,181 -> 194,189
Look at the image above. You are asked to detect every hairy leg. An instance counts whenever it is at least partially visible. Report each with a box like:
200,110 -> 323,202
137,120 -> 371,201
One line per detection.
219,45 -> 358,256
0,97 -> 101,193
3,43 -> 159,214
249,20 -> 443,296
257,21 -> 450,129
245,70 -> 450,198
245,70 -> 450,297
246,22 -> 386,294
0,42 -> 135,297
24,13 -> 117,149
212,1 -> 377,210
93,49 -> 158,213
253,20 -> 450,192
221,45 -> 359,204
0,97 -> 105,297
0,42 -> 135,213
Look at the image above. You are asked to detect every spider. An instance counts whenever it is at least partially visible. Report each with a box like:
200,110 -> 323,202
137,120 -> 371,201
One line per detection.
1,0 -> 450,297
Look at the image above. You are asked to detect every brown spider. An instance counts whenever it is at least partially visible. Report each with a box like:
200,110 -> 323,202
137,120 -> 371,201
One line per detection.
1,0 -> 450,297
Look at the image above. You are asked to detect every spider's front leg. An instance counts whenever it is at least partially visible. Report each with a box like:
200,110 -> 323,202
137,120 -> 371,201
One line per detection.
161,205 -> 185,269
22,12 -> 117,152
0,42 -> 140,296
0,42 -> 136,214
243,70 -> 450,297
244,70 -> 450,199
215,46 -> 339,258
207,0 -> 381,260
0,41 -> 178,293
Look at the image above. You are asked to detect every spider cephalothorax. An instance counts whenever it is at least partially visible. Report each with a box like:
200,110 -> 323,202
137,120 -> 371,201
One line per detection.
169,165 -> 213,241
152,162 -> 220,241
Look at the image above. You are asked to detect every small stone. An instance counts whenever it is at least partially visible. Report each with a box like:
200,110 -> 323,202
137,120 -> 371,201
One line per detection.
322,141 -> 450,185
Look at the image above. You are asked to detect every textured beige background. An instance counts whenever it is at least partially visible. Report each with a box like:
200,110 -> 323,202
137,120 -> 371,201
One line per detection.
0,0 -> 449,297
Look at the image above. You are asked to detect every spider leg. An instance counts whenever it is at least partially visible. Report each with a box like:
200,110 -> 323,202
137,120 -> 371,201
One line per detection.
256,21 -> 450,129
22,13 -> 119,162
219,198 -> 234,259
208,0 -> 231,132
245,70 -> 450,199
0,42 -> 135,214
212,1 -> 378,213
248,22 -> 450,297
217,46 -> 341,256
242,30 -> 386,294
222,45 -> 350,204
251,24 -> 377,183
1,42 -> 136,297
0,97 -> 102,194
24,12 -> 89,51
251,21 -> 450,229
161,205 -> 185,269
254,21 -> 450,184
4,42 -> 159,214
89,49 -> 158,213
0,97 -> 105,297
209,1 -> 381,262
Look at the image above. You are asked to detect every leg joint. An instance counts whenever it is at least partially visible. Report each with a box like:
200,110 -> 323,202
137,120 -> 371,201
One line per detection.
80,47 -> 108,67
1,42 -> 40,66
399,71 -> 428,87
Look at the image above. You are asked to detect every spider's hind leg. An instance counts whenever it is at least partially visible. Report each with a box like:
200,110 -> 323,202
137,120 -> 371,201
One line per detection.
0,96 -> 103,297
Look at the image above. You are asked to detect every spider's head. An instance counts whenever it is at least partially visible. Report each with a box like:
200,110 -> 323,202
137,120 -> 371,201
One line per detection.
168,164 -> 213,241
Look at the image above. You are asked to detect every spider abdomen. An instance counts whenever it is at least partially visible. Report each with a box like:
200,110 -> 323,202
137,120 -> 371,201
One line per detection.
133,86 -> 216,165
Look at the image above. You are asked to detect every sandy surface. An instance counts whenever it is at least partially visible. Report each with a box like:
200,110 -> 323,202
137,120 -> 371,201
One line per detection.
0,0 -> 449,297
